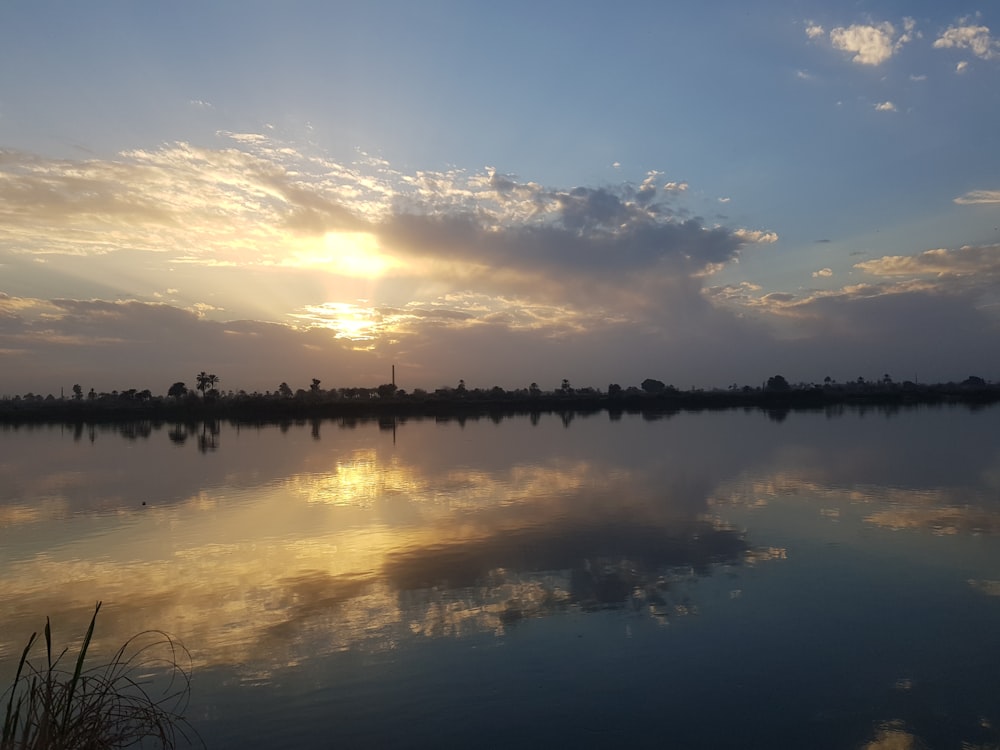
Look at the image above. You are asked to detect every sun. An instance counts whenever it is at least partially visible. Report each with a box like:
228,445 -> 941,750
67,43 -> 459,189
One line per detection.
322,231 -> 392,278
283,231 -> 394,278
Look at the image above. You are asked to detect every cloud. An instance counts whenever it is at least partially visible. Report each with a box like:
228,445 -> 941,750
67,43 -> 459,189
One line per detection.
933,22 -> 999,60
874,101 -> 896,112
762,292 -> 796,304
0,138 -> 792,393
805,23 -> 824,40
854,244 -> 1000,283
2,136 -> 997,396
733,228 -> 778,244
828,19 -> 916,65
0,297 -> 390,394
812,268 -> 833,278
954,189 -> 1000,204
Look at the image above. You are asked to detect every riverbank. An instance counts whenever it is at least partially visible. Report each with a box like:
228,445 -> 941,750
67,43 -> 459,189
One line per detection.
2,382 -> 997,424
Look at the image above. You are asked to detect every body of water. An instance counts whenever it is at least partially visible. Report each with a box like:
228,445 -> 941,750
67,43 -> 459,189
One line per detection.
2,405 -> 1000,748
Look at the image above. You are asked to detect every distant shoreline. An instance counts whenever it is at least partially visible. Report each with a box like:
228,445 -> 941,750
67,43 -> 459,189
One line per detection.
2,382 -> 997,424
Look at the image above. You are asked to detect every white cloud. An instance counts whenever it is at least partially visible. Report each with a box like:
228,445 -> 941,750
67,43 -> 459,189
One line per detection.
829,21 -> 912,65
733,228 -> 778,244
898,17 -> 918,46
855,244 -> 1000,282
956,60 -> 969,73
934,23 -> 999,60
805,23 -> 825,39
663,181 -> 688,192
718,197 -> 731,203
954,189 -> 1000,204
812,268 -> 833,278
874,101 -> 897,112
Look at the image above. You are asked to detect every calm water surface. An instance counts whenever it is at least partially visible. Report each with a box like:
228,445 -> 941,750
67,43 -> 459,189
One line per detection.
2,405 -> 1000,748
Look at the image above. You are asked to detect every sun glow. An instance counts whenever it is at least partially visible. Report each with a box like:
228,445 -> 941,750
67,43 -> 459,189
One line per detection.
282,231 -> 394,278
293,302 -> 382,342
322,231 -> 392,278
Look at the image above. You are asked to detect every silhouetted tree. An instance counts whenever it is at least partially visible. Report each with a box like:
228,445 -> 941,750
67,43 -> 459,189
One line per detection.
529,382 -> 541,397
310,378 -> 322,393
607,383 -> 622,396
168,382 -> 188,399
560,379 -> 572,395
278,382 -> 293,398
72,384 -> 83,401
765,375 -> 790,392
456,379 -> 467,394
377,383 -> 398,399
641,378 -> 667,394
195,371 -> 210,396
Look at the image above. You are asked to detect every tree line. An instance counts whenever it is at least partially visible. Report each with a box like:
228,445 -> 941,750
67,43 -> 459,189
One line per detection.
2,370 -> 996,415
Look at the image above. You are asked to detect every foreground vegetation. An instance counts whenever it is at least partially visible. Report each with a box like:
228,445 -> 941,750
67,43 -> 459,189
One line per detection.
1,373 -> 997,423
1,603 -> 195,750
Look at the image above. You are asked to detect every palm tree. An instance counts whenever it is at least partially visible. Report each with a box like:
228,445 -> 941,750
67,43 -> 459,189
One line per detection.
195,372 -> 219,397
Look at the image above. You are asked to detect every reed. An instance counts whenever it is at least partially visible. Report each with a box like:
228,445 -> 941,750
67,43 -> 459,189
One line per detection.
1,602 -> 197,749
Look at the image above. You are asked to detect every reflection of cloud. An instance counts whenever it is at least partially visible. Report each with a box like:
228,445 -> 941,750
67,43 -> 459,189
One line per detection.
715,470 -> 1000,539
382,516 -> 748,592
863,721 -> 921,750
865,505 -> 1000,535
968,579 -> 1000,597
0,437 -> 770,681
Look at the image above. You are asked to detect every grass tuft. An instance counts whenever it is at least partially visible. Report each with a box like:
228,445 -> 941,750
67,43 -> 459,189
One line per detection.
1,601 -> 199,749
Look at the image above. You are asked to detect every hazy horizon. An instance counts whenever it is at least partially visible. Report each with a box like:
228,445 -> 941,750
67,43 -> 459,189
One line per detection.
2,2 -> 999,395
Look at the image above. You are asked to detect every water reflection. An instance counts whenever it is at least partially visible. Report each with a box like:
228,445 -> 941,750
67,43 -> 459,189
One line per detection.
0,413 -> 786,678
1,406 -> 1000,748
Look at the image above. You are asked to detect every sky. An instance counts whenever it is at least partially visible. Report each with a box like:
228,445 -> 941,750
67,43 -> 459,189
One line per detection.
1,0 -> 999,396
